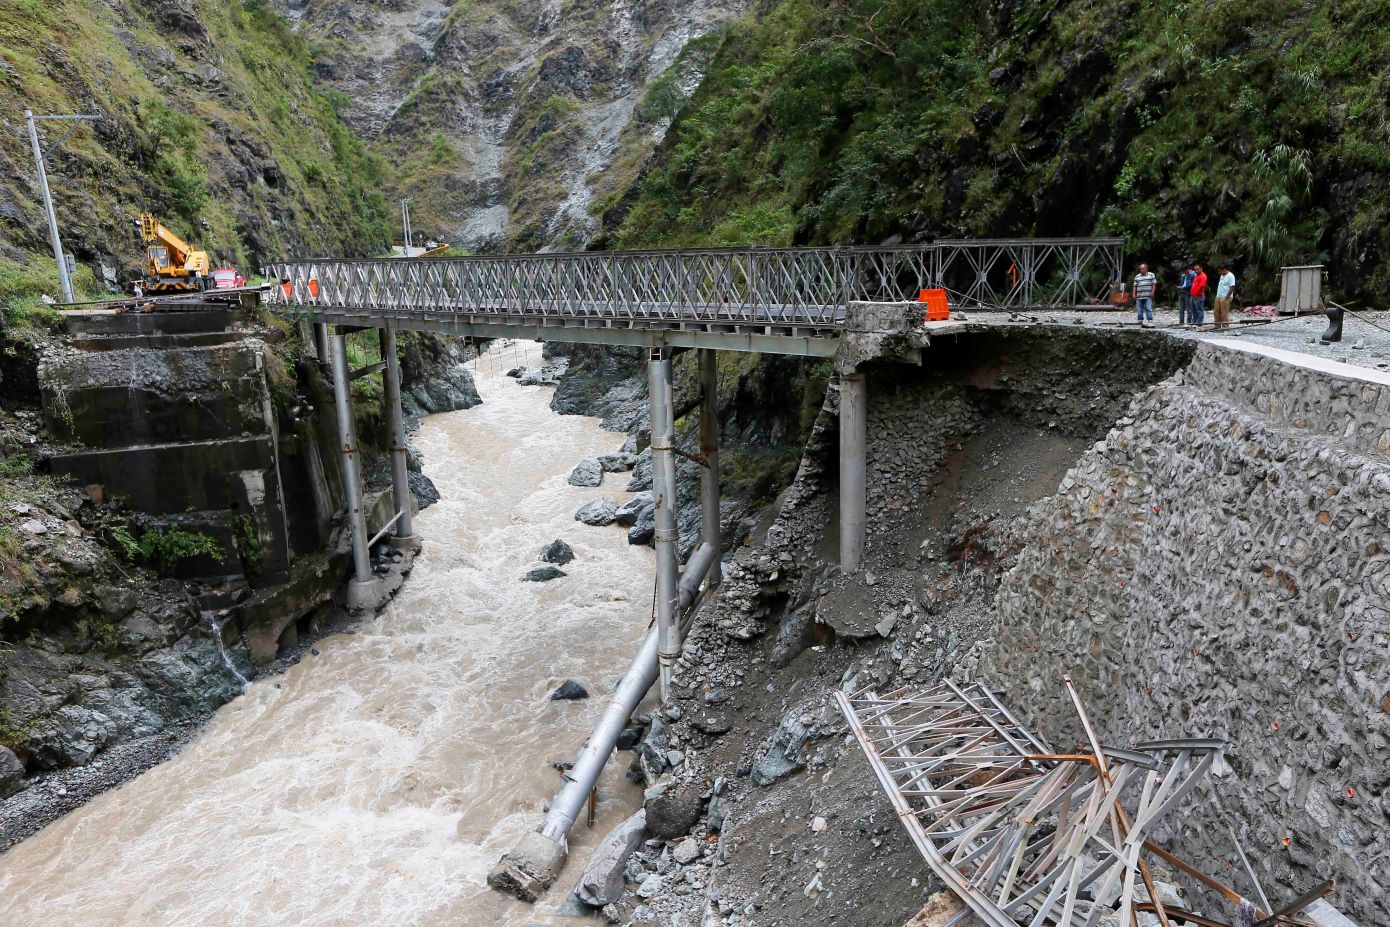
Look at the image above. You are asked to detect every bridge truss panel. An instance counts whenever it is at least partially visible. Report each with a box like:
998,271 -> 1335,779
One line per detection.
264,238 -> 1126,338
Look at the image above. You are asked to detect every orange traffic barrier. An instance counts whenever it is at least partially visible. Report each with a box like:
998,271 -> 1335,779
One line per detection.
919,288 -> 950,321
307,279 -> 320,298
280,281 -> 293,299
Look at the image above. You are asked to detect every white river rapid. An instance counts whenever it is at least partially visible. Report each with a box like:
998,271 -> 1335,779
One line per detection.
0,344 -> 653,926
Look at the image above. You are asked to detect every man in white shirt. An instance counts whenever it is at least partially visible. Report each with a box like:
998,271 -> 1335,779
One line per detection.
1214,263 -> 1236,329
1132,264 -> 1157,323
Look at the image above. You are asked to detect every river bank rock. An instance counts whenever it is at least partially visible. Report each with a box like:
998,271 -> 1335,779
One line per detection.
539,539 -> 575,565
550,679 -> 589,700
575,808 -> 648,907
626,500 -> 656,546
0,747 -> 24,798
575,498 -> 618,526
524,566 -> 567,582
644,780 -> 705,838
406,364 -> 481,414
568,458 -> 603,487
614,492 -> 651,527
599,452 -> 638,472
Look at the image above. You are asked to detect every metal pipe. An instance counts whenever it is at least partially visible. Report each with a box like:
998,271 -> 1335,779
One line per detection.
648,349 -> 681,701
509,538 -> 719,896
539,627 -> 660,843
366,509 -> 403,550
328,329 -> 374,586
698,349 -> 722,587
25,110 -> 73,304
313,322 -> 330,362
380,325 -> 416,545
678,542 -> 716,609
838,371 -> 868,571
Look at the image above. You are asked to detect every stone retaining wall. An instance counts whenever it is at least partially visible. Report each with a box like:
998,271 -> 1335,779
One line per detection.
979,340 -> 1390,925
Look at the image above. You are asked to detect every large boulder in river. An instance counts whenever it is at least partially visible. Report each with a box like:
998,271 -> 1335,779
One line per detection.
627,498 -> 656,546
549,679 -> 589,700
407,364 -> 481,414
614,492 -> 651,527
568,458 -> 603,487
598,452 -> 638,472
524,566 -> 566,582
574,498 -> 617,526
539,539 -> 574,565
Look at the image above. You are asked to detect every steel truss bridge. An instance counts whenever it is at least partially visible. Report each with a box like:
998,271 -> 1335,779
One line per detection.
267,238 -> 1125,357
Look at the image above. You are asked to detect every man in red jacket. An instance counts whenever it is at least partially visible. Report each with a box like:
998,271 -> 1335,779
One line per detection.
1189,264 -> 1209,326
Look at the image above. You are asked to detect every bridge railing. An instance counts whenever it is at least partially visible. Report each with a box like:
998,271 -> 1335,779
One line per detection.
265,239 -> 1124,324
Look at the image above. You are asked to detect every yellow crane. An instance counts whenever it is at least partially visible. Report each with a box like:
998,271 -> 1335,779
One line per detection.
137,213 -> 210,293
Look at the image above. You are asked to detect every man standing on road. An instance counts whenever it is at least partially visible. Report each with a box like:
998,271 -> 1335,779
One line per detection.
1214,263 -> 1236,329
1177,262 -> 1194,326
1133,263 -> 1157,323
1189,264 -> 1208,326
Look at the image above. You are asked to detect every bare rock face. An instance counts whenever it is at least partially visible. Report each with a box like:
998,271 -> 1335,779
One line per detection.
285,0 -> 751,250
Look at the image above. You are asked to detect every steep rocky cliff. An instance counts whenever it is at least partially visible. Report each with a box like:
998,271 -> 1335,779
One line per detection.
288,0 -> 748,250
0,0 -> 388,288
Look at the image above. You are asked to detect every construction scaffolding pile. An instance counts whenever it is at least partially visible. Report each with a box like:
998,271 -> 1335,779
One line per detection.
836,678 -> 1339,927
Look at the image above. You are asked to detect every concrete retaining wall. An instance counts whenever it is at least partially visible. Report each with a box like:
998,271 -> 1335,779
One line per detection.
979,340 -> 1390,924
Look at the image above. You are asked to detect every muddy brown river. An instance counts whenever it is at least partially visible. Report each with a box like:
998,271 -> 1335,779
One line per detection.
0,345 -> 651,926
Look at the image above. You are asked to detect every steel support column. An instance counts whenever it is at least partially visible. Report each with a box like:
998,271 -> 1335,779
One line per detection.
698,349 -> 722,588
328,328 -> 377,605
648,349 -> 681,700
838,371 -> 867,572
379,324 -> 417,550
313,322 -> 330,362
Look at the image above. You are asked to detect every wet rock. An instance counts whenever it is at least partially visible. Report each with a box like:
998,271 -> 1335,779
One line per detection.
614,492 -> 652,527
407,364 -> 481,414
626,500 -> 656,546
576,808 -> 648,907
550,679 -> 590,700
575,498 -> 618,526
0,746 -> 24,798
524,566 -> 567,582
568,458 -> 603,487
31,705 -> 117,769
599,452 -> 638,472
409,471 -> 440,509
645,781 -> 705,838
617,726 -> 643,750
539,539 -> 575,565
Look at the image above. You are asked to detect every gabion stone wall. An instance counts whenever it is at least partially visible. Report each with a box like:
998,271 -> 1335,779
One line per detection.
980,341 -> 1390,925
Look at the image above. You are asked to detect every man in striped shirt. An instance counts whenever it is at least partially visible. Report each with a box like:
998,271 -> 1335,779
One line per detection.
1133,264 -> 1157,322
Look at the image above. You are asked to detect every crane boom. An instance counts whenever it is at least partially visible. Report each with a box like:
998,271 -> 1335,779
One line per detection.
137,212 -> 210,291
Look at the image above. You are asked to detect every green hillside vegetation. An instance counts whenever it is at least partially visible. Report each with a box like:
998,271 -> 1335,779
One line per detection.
612,0 -> 1390,302
0,0 -> 390,300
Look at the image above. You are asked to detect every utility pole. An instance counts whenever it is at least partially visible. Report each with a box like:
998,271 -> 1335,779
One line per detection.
400,198 -> 413,256
24,110 -> 99,304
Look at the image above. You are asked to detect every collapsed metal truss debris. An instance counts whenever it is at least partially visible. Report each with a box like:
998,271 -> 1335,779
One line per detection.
263,238 -> 1125,335
836,678 -> 1334,927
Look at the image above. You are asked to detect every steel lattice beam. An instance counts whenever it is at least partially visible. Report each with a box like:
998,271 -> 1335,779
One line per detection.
263,240 -> 1126,349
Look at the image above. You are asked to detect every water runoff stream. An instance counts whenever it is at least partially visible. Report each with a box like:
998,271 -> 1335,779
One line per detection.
0,344 -> 653,926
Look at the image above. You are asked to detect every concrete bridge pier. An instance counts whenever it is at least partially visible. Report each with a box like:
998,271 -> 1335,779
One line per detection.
838,371 -> 868,572
379,324 -> 418,552
648,348 -> 681,700
698,349 -> 722,589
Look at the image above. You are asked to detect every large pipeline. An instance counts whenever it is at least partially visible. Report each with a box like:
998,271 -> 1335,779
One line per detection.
487,542 -> 717,902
